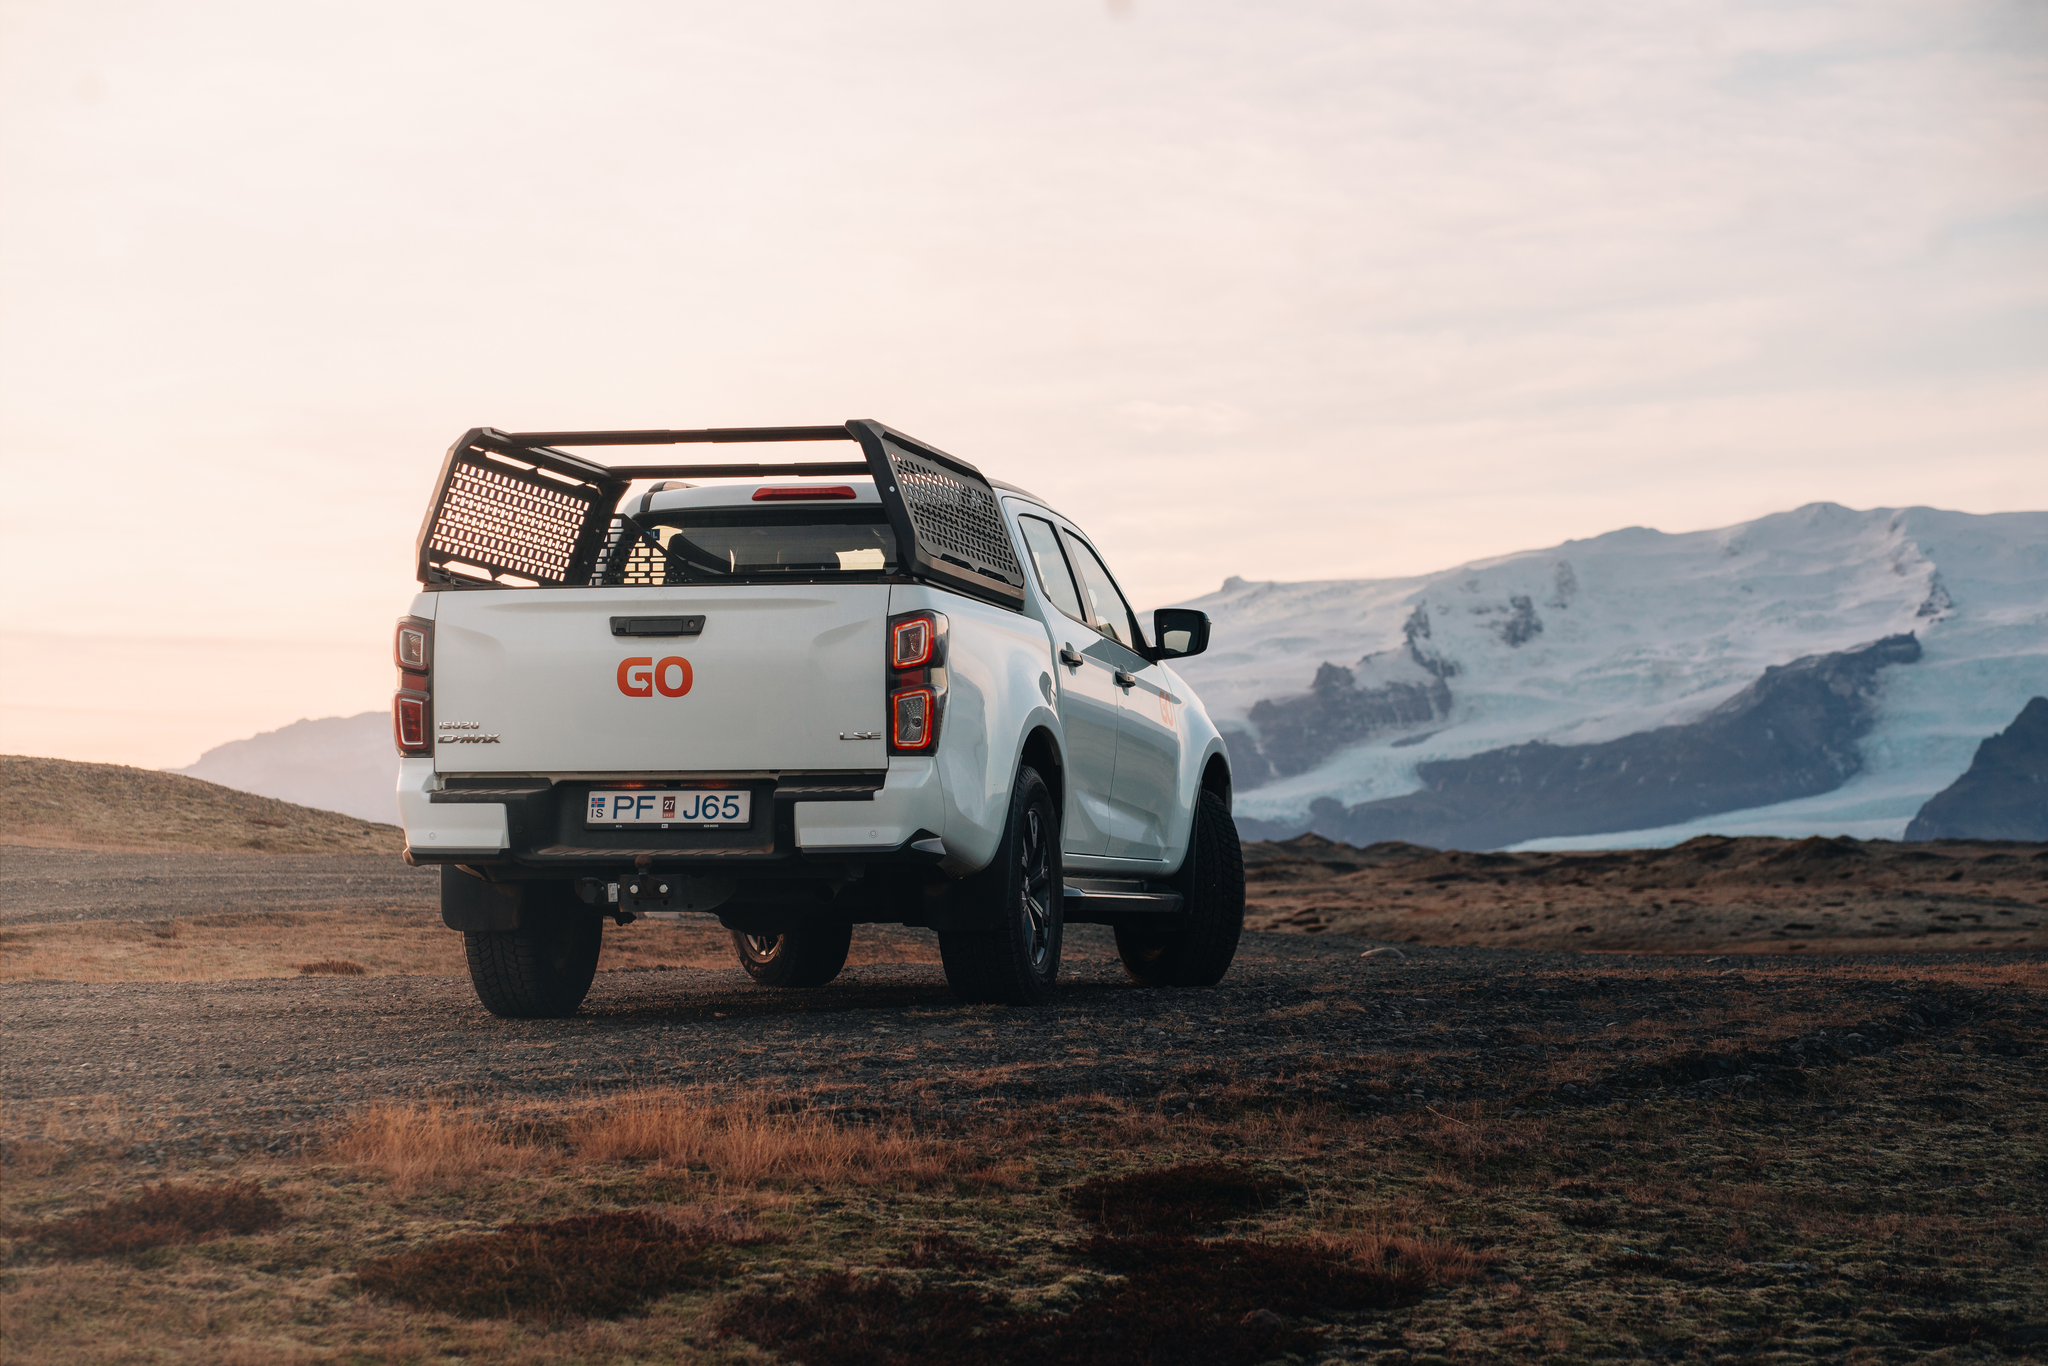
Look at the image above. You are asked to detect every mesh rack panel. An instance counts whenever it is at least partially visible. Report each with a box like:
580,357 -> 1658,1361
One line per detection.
593,519 -> 671,586
877,436 -> 1023,591
423,446 -> 609,584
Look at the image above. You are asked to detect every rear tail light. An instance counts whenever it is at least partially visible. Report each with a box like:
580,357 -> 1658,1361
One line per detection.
393,616 -> 433,756
394,693 -> 428,751
890,687 -> 936,749
890,615 -> 934,668
885,610 -> 947,755
395,623 -> 428,670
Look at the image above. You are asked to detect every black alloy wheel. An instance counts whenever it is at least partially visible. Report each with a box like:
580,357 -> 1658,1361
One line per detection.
731,923 -> 853,987
1018,800 -> 1056,974
938,765 -> 1064,1006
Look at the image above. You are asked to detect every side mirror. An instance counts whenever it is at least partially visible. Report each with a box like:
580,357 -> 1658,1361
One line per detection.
1148,608 -> 1210,661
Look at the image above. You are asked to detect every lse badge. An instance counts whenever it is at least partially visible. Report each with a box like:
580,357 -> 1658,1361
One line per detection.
618,656 -> 692,698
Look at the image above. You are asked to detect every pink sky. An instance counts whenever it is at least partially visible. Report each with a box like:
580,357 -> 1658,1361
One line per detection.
2,0 -> 2043,768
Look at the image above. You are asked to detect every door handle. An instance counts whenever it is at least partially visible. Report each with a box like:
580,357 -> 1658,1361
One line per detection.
1059,645 -> 1084,668
1113,669 -> 1137,689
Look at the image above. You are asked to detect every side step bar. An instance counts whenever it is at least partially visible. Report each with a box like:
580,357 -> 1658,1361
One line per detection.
1062,878 -> 1184,925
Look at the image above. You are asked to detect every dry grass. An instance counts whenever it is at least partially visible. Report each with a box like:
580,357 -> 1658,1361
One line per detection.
7,1182 -> 284,1257
568,1090 -> 1002,1188
324,1102 -> 545,1192
355,1209 -> 761,1322
295,958 -> 366,976
4,1020 -> 2042,1366
323,1089 -> 1022,1195
1,754 -> 401,853
713,1230 -> 1486,1366
1245,832 -> 2048,954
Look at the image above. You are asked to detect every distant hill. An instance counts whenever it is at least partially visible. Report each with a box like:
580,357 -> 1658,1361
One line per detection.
1,755 -> 403,853
1906,698 -> 2048,841
175,712 -> 397,825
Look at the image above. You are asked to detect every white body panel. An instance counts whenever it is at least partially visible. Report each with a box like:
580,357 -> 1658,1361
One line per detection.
430,584 -> 888,774
1048,629 -> 1125,857
887,582 -> 1065,877
394,482 -> 1231,880
1105,656 -> 1188,860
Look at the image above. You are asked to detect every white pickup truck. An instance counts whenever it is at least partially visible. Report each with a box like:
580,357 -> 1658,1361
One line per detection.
394,421 -> 1242,1017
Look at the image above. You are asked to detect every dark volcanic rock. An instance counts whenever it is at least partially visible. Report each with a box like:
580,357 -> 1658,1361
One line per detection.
1905,697 -> 2048,841
1226,608 -> 1456,788
1239,663 -> 1450,782
1245,633 -> 1921,850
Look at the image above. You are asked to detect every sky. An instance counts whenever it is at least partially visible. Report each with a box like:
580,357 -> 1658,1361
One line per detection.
1,0 -> 2043,770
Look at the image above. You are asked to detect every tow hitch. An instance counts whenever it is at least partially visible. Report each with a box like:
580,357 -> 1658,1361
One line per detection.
577,856 -> 736,920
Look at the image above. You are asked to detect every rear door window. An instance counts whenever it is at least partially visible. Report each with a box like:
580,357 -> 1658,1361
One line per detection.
1017,515 -> 1088,623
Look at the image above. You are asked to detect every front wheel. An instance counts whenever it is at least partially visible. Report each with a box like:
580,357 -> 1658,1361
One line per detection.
938,765 -> 1062,1006
1116,788 -> 1244,988
464,915 -> 603,1018
731,924 -> 853,987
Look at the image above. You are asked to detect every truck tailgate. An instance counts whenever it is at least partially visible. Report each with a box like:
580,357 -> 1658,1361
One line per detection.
430,586 -> 889,774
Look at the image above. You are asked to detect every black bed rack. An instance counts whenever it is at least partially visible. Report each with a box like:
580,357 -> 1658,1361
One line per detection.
413,421 -> 1025,610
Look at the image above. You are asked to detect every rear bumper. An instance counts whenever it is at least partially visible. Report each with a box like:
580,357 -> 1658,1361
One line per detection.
397,758 -> 509,858
397,756 -> 948,873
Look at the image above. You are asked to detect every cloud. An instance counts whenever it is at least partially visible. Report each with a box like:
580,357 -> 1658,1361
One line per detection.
1113,400 -> 1254,437
0,0 -> 2040,762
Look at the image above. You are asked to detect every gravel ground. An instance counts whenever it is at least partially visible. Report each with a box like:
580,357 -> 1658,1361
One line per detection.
0,845 -> 437,926
6,919 -> 2035,1166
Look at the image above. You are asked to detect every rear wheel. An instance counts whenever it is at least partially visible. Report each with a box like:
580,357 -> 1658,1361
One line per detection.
1116,788 -> 1244,988
464,914 -> 603,1018
938,765 -> 1062,1006
731,924 -> 853,987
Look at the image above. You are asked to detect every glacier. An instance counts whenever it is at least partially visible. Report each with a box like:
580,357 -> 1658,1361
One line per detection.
1163,503 -> 2048,846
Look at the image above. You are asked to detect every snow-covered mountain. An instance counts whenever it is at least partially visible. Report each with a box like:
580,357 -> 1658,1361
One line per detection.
1165,504 -> 2048,849
175,712 -> 397,825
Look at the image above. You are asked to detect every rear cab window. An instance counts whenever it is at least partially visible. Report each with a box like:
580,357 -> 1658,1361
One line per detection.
605,503 -> 899,585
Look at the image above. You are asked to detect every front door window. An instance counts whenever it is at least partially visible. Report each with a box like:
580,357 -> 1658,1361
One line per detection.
1059,531 -> 1143,651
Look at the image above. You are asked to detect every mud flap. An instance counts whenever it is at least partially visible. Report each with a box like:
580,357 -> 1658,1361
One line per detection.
441,868 -> 581,932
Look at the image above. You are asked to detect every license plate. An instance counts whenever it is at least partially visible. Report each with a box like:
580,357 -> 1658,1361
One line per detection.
585,790 -> 751,826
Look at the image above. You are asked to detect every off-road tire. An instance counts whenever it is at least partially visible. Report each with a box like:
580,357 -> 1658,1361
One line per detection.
938,765 -> 1063,1006
731,924 -> 853,987
463,915 -> 603,1018
1115,788 -> 1244,988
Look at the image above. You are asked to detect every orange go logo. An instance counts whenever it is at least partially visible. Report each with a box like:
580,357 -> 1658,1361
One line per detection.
618,656 -> 693,698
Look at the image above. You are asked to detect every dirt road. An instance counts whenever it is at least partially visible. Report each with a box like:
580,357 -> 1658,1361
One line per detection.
0,844 -> 437,926
7,921 -> 2035,1169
